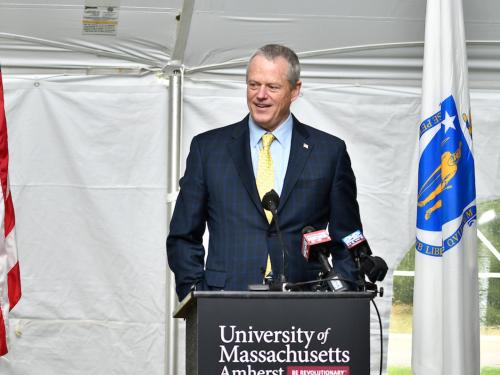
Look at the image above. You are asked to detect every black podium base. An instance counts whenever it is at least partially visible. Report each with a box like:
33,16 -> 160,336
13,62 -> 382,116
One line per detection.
174,291 -> 373,375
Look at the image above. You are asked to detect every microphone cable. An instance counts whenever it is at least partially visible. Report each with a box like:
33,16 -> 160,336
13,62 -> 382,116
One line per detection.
284,275 -> 359,291
285,276 -> 384,375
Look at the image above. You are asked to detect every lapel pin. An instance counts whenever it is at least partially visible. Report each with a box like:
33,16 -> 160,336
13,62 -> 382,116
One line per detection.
303,143 -> 309,149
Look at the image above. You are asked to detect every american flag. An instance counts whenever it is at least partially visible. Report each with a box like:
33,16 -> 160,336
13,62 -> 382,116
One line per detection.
0,69 -> 22,356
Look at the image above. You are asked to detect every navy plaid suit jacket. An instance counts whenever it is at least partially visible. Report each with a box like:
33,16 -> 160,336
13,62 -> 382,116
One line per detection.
167,115 -> 363,300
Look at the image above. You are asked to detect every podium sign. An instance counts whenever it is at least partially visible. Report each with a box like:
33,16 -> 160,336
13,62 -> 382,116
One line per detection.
174,291 -> 372,375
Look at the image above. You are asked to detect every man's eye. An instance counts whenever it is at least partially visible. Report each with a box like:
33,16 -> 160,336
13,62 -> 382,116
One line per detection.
269,86 -> 280,92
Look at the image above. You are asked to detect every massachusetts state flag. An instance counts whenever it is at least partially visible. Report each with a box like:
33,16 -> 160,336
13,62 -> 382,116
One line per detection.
0,69 -> 22,356
412,0 -> 480,374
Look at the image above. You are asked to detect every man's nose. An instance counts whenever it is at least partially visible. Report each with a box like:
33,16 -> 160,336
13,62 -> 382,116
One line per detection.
256,86 -> 268,99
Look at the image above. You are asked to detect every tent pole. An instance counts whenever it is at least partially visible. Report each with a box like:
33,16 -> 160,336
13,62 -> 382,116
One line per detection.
166,68 -> 183,375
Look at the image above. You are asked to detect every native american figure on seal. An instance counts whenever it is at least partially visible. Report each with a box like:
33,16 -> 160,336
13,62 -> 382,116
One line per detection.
418,141 -> 462,220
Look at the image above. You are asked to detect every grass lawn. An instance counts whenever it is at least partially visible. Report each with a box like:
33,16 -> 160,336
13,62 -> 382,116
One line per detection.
388,367 -> 412,375
390,303 -> 500,335
388,367 -> 500,374
482,369 -> 500,375
389,304 -> 413,333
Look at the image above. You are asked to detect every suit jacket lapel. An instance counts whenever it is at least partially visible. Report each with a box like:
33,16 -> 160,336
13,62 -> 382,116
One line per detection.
227,117 -> 266,218
278,117 -> 312,213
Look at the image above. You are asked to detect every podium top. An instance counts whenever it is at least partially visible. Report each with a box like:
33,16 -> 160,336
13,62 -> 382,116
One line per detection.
173,291 -> 375,319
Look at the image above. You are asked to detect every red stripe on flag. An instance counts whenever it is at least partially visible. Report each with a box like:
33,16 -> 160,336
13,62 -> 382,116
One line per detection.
8,262 -> 21,310
0,308 -> 7,356
4,192 -> 15,237
0,69 -> 14,237
0,71 -> 9,207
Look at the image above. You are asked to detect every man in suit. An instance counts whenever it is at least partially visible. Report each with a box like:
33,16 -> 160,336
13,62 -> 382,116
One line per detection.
167,44 -> 363,301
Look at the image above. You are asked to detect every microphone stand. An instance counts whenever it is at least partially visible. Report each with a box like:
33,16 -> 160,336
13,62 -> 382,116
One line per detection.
270,208 -> 288,285
248,190 -> 289,292
352,249 -> 366,291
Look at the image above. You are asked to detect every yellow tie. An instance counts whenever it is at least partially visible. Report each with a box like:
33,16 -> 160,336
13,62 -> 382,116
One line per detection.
256,133 -> 275,277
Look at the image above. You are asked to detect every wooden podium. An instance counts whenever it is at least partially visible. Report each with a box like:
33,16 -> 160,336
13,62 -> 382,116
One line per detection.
174,291 -> 373,375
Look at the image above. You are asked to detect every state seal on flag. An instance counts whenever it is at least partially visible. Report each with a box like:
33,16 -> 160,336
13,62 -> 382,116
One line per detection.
416,95 -> 476,256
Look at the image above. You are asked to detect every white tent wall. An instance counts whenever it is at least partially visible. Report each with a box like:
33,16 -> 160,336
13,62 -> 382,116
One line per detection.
182,79 -> 421,373
0,71 -> 498,375
0,0 -> 499,374
1,74 -> 169,375
182,77 -> 499,373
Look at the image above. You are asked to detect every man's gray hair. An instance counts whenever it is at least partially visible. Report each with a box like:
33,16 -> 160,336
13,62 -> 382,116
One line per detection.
247,44 -> 301,87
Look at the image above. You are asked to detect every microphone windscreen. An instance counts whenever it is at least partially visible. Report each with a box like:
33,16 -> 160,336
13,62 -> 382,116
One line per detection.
262,189 -> 279,212
363,256 -> 388,282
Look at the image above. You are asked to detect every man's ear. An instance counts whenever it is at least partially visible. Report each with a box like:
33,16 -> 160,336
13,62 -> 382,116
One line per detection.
291,80 -> 302,102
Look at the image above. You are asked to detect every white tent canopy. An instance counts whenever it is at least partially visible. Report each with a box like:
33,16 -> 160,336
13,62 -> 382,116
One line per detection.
1,0 -> 500,82
1,1 -> 499,374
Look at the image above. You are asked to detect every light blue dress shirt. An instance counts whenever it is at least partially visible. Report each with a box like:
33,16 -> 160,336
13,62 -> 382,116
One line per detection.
249,114 -> 293,196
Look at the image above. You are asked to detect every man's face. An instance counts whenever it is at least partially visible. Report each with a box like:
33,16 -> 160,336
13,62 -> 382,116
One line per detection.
246,55 -> 301,131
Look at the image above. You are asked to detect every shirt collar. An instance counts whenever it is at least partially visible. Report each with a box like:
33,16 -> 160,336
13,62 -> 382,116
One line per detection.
249,113 -> 293,148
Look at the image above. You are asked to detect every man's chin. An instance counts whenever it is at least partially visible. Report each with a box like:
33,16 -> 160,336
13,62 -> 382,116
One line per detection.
255,121 -> 275,131
251,115 -> 274,130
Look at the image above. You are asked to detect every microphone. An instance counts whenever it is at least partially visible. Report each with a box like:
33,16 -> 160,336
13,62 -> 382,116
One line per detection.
341,230 -> 388,283
261,189 -> 279,215
262,190 -> 288,286
301,226 -> 350,292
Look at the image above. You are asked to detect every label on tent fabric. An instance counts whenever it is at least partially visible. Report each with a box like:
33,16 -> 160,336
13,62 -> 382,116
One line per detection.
82,0 -> 120,35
